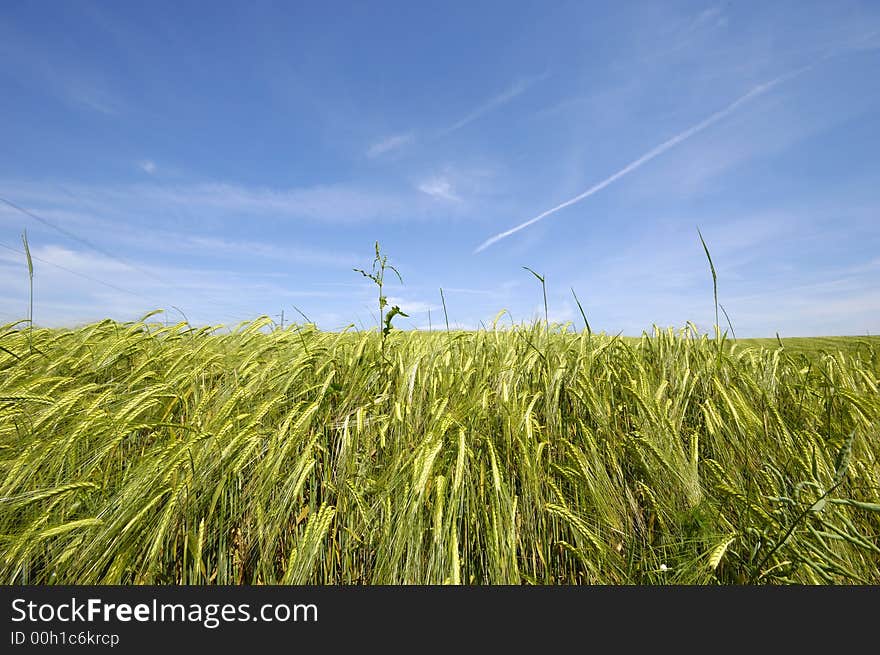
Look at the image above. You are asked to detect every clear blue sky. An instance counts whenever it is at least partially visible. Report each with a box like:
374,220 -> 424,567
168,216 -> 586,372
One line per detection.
1,1 -> 878,336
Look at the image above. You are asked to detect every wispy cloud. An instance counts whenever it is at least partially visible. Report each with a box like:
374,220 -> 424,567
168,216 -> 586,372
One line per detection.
0,190 -> 361,269
367,133 -> 414,158
0,23 -> 123,116
15,244 -> 136,275
183,236 -> 356,267
548,200 -> 880,337
62,77 -> 121,115
433,286 -> 505,297
723,285 -> 880,337
439,74 -> 546,136
417,176 -> 459,201
385,296 -> 440,315
0,179 -> 458,226
365,75 -> 545,158
0,242 -> 350,326
695,5 -> 726,27
138,160 -> 157,174
474,67 -> 809,253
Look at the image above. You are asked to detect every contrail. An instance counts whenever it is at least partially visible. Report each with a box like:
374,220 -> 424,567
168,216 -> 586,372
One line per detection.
474,67 -> 810,253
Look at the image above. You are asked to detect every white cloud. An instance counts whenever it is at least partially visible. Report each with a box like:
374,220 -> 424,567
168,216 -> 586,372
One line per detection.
474,67 -> 807,252
0,242 -> 350,327
367,133 -> 414,158
139,160 -> 157,174
365,75 -> 545,158
0,24 -> 123,116
440,75 -> 544,136
385,296 -> 440,315
547,300 -> 575,325
0,195 -> 356,270
417,176 -> 459,201
433,286 -> 500,296
26,244 -> 136,275
183,236 -> 356,267
62,78 -> 121,115
0,178 -> 462,226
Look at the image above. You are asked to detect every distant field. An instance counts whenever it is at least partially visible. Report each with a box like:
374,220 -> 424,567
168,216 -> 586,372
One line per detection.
1,318 -> 878,584
737,336 -> 880,358
618,335 -> 880,359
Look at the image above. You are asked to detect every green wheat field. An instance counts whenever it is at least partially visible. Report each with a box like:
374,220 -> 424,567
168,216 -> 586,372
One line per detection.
2,312 -> 878,585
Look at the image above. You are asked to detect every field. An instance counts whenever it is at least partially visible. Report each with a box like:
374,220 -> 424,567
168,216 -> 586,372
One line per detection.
1,316 -> 878,584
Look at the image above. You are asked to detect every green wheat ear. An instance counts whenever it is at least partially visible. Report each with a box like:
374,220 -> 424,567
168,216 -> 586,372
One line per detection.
833,430 -> 856,485
708,535 -> 737,570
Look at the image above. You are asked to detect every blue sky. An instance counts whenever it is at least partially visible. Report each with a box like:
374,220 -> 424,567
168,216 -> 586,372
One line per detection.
1,1 -> 878,336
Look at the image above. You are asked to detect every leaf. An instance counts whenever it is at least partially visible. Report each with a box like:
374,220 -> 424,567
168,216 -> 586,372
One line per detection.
836,499 -> 880,513
571,287 -> 591,336
382,306 -> 409,337
522,266 -> 544,283
387,264 -> 404,284
0,345 -> 22,360
353,268 -> 378,284
697,227 -> 718,331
